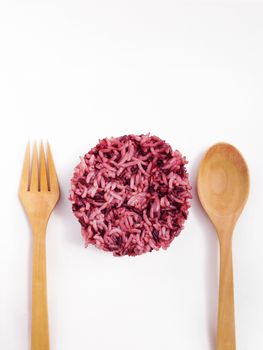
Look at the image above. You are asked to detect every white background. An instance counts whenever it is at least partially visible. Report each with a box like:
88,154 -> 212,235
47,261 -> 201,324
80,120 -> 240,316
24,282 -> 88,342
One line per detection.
0,1 -> 263,349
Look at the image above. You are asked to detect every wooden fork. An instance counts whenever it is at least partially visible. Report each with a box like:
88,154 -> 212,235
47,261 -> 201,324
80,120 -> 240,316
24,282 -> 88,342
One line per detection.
19,142 -> 60,350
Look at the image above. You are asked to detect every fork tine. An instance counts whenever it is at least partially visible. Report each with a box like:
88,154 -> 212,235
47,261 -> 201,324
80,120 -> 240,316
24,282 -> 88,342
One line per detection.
30,142 -> 39,191
40,142 -> 48,191
19,142 -> 30,193
47,142 -> 59,192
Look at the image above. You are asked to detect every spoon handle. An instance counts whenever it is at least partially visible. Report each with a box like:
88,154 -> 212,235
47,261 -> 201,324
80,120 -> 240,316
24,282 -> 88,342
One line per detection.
217,238 -> 236,350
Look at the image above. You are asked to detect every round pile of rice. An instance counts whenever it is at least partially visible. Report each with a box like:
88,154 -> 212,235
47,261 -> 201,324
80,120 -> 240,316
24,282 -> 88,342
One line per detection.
70,134 -> 191,256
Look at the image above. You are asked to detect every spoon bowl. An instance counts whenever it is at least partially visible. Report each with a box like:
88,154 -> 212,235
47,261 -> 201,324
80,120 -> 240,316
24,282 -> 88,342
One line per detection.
198,143 -> 249,230
197,142 -> 249,350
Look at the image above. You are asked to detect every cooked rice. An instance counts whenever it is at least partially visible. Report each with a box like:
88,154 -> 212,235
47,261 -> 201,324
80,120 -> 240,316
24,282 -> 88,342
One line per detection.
70,134 -> 191,256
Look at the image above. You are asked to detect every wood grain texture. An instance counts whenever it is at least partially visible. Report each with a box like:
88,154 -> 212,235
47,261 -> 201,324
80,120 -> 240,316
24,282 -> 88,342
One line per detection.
197,143 -> 249,350
19,142 -> 60,350
31,221 -> 49,350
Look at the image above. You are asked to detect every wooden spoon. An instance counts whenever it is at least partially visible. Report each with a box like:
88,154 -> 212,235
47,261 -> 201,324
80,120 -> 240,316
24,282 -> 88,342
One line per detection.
197,143 -> 249,350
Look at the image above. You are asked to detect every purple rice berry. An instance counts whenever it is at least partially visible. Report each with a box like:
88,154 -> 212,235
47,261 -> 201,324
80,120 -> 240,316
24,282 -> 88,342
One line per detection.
70,134 -> 192,256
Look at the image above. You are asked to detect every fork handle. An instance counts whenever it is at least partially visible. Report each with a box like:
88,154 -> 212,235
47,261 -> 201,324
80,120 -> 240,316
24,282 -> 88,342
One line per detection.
31,224 -> 50,350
